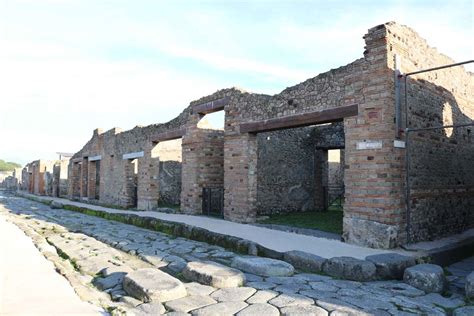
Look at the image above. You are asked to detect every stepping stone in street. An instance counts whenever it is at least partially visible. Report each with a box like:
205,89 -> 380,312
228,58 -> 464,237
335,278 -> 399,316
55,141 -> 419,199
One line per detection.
231,256 -> 295,277
183,261 -> 245,288
165,295 -> 217,313
192,301 -> 248,316
123,268 -> 187,302
236,303 -> 280,316
403,264 -> 447,293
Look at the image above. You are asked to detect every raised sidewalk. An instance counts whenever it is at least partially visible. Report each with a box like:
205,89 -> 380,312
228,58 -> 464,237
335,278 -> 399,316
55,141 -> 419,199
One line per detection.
16,191 -> 415,260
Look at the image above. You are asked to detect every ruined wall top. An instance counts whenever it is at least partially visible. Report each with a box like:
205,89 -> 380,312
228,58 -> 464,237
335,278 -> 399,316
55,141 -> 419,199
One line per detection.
71,21 -> 472,159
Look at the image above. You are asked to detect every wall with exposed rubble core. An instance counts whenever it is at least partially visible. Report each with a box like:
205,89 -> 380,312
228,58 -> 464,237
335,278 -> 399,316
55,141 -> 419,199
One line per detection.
60,22 -> 473,249
385,23 -> 474,243
256,124 -> 344,216
158,161 -> 181,206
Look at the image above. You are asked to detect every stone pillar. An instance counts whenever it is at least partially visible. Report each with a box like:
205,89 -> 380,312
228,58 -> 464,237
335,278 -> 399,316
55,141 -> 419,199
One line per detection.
80,158 -> 88,199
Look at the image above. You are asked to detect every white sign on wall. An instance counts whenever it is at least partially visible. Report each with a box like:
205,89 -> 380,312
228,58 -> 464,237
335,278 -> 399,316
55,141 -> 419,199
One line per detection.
356,140 -> 383,150
122,151 -> 144,160
88,155 -> 102,161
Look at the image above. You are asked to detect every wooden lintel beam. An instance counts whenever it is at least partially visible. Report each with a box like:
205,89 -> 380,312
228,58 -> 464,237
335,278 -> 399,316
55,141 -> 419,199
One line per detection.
194,97 -> 230,114
239,104 -> 358,134
152,128 -> 186,143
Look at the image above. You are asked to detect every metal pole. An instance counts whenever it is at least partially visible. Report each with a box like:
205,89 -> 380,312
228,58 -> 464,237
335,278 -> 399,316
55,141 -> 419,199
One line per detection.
405,129 -> 411,244
406,122 -> 474,132
404,75 -> 408,132
404,60 -> 474,77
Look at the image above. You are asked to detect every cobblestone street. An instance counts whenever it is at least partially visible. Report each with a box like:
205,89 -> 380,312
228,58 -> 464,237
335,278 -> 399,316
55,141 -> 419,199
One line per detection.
1,192 -> 473,315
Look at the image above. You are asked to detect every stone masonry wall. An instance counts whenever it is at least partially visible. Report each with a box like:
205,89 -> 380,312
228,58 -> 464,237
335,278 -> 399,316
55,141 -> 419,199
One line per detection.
256,124 -> 344,216
385,23 -> 474,243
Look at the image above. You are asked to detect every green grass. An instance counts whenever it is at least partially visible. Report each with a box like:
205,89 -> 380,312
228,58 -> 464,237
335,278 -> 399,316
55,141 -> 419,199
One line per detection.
259,210 -> 343,235
157,202 -> 180,212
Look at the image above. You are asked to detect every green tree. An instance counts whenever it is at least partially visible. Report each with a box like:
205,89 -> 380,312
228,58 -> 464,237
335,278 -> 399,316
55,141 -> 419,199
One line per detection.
0,159 -> 22,172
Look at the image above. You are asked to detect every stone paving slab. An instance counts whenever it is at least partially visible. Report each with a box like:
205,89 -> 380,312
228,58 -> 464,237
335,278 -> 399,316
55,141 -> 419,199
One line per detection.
231,256 -> 295,277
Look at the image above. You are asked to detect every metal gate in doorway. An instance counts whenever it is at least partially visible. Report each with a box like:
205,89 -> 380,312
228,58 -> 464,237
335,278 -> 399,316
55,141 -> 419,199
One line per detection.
202,187 -> 224,218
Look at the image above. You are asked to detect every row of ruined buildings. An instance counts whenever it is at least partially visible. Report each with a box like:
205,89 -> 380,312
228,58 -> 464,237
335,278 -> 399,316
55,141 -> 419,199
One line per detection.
11,22 -> 474,250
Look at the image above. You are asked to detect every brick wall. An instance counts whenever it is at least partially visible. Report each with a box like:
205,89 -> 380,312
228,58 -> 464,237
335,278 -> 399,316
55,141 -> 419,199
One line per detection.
59,22 -> 472,249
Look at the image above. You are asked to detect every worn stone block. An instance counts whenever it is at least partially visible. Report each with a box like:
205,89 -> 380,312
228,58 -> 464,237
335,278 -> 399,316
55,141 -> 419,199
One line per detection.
322,256 -> 376,281
403,264 -> 447,293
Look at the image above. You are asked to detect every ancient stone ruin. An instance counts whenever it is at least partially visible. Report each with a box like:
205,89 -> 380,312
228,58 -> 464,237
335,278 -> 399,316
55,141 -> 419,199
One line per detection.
17,22 -> 474,249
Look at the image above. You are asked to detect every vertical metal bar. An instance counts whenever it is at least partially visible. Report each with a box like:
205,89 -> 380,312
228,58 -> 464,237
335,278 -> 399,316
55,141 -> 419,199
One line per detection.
405,130 -> 411,244
394,55 -> 402,138
404,75 -> 408,131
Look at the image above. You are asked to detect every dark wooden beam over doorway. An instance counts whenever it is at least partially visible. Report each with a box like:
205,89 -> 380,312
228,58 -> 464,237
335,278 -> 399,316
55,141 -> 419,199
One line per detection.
239,104 -> 358,134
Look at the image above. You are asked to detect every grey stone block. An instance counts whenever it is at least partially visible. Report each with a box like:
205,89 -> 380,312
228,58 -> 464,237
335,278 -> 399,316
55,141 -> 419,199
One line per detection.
123,268 -> 187,302
94,272 -> 126,291
50,201 -> 64,209
454,306 -> 474,316
231,256 -> 294,277
182,261 -> 245,288
283,250 -> 326,273
403,264 -> 447,293
365,253 -> 416,279
322,256 -> 376,281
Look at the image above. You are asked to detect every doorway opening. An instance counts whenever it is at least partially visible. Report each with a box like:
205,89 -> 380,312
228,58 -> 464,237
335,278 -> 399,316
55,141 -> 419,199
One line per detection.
153,138 -> 183,209
124,158 -> 138,208
255,122 -> 345,235
197,110 -> 225,217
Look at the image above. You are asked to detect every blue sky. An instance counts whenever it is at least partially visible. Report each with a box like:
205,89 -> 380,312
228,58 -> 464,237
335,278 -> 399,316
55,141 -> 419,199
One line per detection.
0,0 -> 472,164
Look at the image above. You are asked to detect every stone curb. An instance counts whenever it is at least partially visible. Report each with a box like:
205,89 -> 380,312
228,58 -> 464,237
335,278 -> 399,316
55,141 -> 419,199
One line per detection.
17,192 -> 421,282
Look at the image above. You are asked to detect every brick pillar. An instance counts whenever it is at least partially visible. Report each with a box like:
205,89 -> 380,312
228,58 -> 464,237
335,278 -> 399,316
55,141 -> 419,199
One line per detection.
181,114 -> 203,214
87,160 -> 96,199
70,162 -> 81,199
80,158 -> 88,199
342,24 -> 405,248
137,142 -> 161,210
314,149 -> 328,211
223,133 -> 258,223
